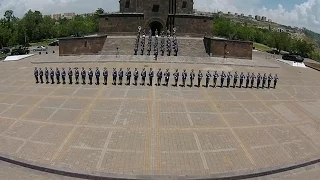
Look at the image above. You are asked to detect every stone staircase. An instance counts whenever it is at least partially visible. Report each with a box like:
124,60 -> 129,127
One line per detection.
100,36 -> 208,57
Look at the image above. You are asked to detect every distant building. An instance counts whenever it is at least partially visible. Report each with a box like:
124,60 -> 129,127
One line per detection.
268,19 -> 272,22
261,16 -> 267,21
63,12 -> 75,19
52,14 -> 61,20
235,13 -> 238,16
228,12 -> 231,15
240,13 -> 244,17
277,28 -> 285,33
255,15 -> 261,21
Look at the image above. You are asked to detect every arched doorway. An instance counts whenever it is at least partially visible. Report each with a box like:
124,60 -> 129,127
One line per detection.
149,21 -> 163,36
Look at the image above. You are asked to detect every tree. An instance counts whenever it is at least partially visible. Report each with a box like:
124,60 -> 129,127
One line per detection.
95,8 -> 105,15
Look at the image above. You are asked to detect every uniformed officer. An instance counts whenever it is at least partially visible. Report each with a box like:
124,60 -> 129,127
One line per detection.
213,71 -> 219,88
273,74 -> 279,89
50,67 -> 55,84
81,67 -> 86,84
61,68 -> 66,84
39,68 -> 44,84
190,69 -> 195,87
250,73 -> 256,88
95,67 -> 100,85
75,67 -> 80,84
226,72 -> 232,88
112,68 -> 117,85
157,68 -> 162,86
267,73 -> 273,89
133,68 -> 139,86
118,68 -> 124,85
103,67 -> 108,85
198,70 -> 203,87
220,71 -> 226,88
68,67 -> 73,84
141,68 -> 146,86
164,69 -> 170,86
262,73 -> 267,88
126,68 -> 132,85
55,67 -> 61,84
246,72 -> 250,88
205,70 -> 211,88
182,69 -> 187,87
88,68 -> 93,85
239,72 -> 245,88
149,68 -> 154,86
173,69 -> 179,87
34,67 -> 39,83
233,72 -> 238,88
45,67 -> 49,84
256,73 -> 261,89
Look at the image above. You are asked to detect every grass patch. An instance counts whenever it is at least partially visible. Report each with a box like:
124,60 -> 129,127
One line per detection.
253,42 -> 272,52
0,54 -> 8,60
30,39 -> 56,47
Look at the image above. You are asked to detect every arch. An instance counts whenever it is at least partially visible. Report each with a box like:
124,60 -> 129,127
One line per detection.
144,18 -> 165,36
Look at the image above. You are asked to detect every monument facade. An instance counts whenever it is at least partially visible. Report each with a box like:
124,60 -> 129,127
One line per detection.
99,0 -> 214,36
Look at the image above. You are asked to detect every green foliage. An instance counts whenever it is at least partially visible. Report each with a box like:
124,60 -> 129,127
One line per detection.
213,17 -> 316,58
0,9 -> 102,48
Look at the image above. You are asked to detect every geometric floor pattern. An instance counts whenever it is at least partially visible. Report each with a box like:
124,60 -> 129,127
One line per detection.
0,56 -> 319,177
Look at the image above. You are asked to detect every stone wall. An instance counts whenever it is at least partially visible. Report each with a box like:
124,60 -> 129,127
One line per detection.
99,14 -> 144,35
204,37 -> 253,59
174,15 -> 213,36
59,35 -> 107,56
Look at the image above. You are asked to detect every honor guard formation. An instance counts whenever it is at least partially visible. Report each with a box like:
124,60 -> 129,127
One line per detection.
134,27 -> 178,60
34,67 -> 279,89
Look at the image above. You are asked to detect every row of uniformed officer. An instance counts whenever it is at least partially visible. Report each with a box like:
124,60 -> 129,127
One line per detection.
34,67 -> 279,88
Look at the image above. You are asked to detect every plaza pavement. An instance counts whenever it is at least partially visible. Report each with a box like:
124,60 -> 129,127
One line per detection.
0,50 -> 319,179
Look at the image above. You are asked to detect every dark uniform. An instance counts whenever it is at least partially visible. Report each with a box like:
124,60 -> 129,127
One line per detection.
103,68 -> 108,85
45,67 -> 49,84
141,68 -> 146,85
34,67 -> 39,83
156,69 -> 162,86
182,70 -> 187,87
239,72 -> 245,88
246,73 -> 250,88
256,73 -> 261,89
233,72 -> 238,88
125,68 -> 132,85
226,72 -> 232,88
250,73 -> 256,88
213,71 -> 219,88
55,68 -> 61,84
68,68 -> 73,84
118,68 -> 124,85
173,69 -> 179,87
273,74 -> 279,88
267,73 -> 273,89
190,70 -> 195,87
262,73 -> 267,88
220,71 -> 226,88
61,68 -> 66,84
95,67 -> 100,85
198,70 -> 203,87
88,68 -> 93,85
75,68 -> 80,84
149,68 -> 154,86
81,68 -> 86,84
39,68 -> 44,84
50,68 -> 55,84
112,68 -> 117,85
164,69 -> 170,86
205,71 -> 211,88
133,68 -> 139,85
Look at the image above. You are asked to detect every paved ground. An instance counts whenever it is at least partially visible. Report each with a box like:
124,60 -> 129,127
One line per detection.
0,49 -> 319,178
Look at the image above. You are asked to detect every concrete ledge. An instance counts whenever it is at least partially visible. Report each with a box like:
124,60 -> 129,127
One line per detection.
1,152 -> 319,179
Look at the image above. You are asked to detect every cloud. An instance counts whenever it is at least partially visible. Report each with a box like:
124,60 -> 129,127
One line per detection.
0,0 -> 319,32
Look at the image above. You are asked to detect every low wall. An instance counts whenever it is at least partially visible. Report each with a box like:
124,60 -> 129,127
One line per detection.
59,35 -> 107,56
204,37 -> 253,60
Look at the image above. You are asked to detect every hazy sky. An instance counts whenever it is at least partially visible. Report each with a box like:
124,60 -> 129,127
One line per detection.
0,0 -> 319,32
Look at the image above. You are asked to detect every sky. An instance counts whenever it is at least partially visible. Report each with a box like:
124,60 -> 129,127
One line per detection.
0,0 -> 319,33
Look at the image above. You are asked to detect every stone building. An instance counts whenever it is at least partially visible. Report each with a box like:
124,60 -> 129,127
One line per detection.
99,0 -> 214,36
